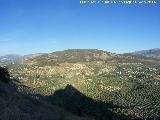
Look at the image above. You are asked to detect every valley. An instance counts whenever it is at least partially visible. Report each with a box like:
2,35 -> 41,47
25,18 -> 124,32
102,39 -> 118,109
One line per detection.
2,49 -> 160,120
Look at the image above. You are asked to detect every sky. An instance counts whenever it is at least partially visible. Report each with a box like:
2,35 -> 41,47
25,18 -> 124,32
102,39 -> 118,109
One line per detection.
0,0 -> 159,55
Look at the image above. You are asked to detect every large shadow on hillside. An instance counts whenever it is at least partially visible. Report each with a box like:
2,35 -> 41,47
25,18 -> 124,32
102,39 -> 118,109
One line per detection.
0,66 -> 143,120
43,84 -> 141,120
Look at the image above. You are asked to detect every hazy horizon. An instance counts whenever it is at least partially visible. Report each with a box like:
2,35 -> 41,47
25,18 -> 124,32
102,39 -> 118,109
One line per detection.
0,47 -> 160,56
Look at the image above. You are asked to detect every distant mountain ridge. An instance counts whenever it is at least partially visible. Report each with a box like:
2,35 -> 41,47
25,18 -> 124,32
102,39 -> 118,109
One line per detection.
24,49 -> 119,65
0,54 -> 22,63
1,48 -> 160,64
0,53 -> 44,63
132,48 -> 160,59
24,49 -> 160,66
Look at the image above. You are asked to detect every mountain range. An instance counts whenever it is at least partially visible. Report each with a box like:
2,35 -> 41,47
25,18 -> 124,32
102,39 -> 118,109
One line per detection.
132,48 -> 160,59
0,53 -> 44,64
0,48 -> 159,64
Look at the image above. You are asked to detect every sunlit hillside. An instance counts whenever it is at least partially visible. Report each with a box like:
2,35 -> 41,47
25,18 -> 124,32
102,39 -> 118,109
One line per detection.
5,49 -> 160,120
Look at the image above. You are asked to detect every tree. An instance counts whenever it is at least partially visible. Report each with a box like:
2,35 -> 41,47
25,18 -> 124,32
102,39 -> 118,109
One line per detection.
0,66 -> 10,83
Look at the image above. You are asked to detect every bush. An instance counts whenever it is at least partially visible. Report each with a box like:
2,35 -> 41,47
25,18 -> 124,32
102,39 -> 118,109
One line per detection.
0,66 -> 10,83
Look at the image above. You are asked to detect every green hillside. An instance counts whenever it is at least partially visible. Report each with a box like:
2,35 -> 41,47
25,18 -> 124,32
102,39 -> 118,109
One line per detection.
7,49 -> 160,120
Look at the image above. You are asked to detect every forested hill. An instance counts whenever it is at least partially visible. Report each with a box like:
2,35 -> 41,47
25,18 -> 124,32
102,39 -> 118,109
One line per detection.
25,49 -> 160,66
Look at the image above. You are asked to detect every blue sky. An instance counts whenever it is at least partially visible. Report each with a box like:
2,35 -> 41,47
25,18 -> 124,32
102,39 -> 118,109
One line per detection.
0,0 -> 159,55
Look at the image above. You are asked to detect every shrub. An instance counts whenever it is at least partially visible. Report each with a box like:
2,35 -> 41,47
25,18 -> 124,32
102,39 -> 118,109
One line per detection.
0,66 -> 10,83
